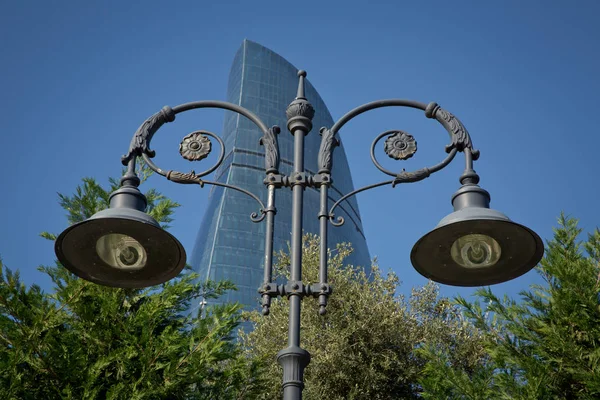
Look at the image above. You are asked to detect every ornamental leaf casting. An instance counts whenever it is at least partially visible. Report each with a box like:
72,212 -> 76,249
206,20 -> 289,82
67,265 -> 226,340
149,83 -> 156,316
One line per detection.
121,106 -> 175,165
259,126 -> 281,173
384,131 -> 417,160
317,127 -> 339,173
392,168 -> 431,186
426,103 -> 480,160
179,132 -> 212,161
166,170 -> 203,186
286,101 -> 315,120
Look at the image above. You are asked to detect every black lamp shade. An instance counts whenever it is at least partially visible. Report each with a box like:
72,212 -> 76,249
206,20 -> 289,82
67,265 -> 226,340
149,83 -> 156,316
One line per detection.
411,207 -> 544,286
55,207 -> 186,288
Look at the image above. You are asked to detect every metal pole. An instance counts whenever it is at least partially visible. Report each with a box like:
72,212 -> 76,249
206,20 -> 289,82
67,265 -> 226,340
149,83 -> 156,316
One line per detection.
318,183 -> 329,315
277,70 -> 314,400
261,184 -> 276,315
289,129 -> 305,346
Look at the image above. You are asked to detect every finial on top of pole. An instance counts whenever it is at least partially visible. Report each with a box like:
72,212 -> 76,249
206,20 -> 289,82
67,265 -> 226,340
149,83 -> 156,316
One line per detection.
286,69 -> 315,133
296,70 -> 307,100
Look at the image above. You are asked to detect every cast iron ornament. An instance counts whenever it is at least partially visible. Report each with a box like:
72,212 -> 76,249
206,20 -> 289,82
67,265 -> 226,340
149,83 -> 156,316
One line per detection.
166,170 -> 203,186
260,126 -> 281,174
179,131 -> 212,161
425,102 -> 480,160
122,106 -> 176,165
317,127 -> 339,173
286,101 -> 315,120
393,167 -> 431,186
384,131 -> 417,160
285,70 -> 315,125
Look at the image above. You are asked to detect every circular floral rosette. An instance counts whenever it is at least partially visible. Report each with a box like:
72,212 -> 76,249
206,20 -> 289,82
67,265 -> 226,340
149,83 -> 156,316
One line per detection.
383,131 -> 417,160
179,131 -> 212,161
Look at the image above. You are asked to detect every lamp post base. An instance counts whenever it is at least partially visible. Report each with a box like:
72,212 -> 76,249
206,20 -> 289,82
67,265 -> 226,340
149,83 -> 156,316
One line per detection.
277,345 -> 310,400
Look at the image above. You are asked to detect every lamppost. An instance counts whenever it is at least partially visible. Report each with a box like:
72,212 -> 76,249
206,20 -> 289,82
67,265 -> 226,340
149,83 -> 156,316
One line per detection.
55,70 -> 543,399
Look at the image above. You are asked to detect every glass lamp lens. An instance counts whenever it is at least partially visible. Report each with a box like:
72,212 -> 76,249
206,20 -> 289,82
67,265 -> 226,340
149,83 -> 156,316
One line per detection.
451,234 -> 501,268
96,233 -> 147,270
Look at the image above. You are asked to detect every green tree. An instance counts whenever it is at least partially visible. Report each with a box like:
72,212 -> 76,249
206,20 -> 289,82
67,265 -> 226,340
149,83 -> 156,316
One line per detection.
0,168 -> 259,399
241,235 -> 486,399
418,214 -> 600,399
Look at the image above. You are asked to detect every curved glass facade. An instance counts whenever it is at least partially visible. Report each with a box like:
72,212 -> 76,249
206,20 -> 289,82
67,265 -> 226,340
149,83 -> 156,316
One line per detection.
190,40 -> 370,315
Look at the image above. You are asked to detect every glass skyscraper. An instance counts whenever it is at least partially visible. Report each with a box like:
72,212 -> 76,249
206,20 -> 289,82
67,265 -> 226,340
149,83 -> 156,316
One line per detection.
189,40 -> 370,315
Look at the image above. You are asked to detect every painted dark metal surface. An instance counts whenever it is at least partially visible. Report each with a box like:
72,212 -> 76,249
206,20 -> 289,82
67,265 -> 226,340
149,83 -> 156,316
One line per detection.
121,106 -> 176,165
65,69 -> 506,400
260,126 -> 282,174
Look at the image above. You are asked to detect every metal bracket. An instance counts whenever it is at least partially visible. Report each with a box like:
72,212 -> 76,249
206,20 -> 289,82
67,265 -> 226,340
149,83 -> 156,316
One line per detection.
289,172 -> 310,188
264,173 -> 325,189
313,173 -> 332,187
259,282 -> 281,297
284,281 -> 305,296
308,283 -> 332,297
264,173 -> 287,188
259,281 -> 333,299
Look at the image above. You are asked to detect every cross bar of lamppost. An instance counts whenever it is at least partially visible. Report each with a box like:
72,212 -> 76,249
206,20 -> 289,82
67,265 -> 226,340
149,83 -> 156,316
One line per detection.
55,70 -> 544,400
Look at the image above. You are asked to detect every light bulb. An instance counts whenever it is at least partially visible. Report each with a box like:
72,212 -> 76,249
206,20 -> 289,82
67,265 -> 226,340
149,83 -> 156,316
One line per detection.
96,233 -> 147,270
451,234 -> 501,268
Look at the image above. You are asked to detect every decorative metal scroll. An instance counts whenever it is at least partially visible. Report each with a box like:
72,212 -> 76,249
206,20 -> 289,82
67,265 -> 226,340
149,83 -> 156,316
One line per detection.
180,131 -> 212,161
260,126 -> 281,174
425,102 -> 480,159
122,106 -> 176,165
141,130 -> 224,180
323,100 -> 474,227
317,127 -> 339,173
123,101 -> 276,224
384,131 -> 417,160
166,170 -> 204,185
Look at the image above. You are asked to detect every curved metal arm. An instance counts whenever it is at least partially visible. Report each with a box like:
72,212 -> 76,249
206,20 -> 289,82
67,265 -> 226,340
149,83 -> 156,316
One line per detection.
425,102 -> 480,159
330,99 -> 428,135
121,100 -> 271,165
122,106 -> 176,165
142,131 -> 225,179
201,180 -> 267,223
369,129 -> 459,180
329,99 -> 478,156
118,100 -> 276,224
323,99 -> 474,228
172,101 -> 270,134
391,148 -> 458,185
328,179 -> 395,226
328,149 -> 459,227
155,167 -> 267,223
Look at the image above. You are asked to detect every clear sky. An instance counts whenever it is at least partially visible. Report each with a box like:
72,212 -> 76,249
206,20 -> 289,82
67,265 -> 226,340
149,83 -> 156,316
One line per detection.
1,0 -> 598,303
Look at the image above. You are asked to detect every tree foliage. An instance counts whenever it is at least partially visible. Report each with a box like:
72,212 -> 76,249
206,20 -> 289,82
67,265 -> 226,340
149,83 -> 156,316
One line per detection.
241,235 -> 486,399
0,167 -> 258,399
418,214 -> 600,399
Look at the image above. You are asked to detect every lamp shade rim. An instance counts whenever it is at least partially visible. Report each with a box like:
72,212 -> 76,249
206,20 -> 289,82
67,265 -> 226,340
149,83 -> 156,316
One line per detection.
55,216 -> 186,288
411,218 -> 544,287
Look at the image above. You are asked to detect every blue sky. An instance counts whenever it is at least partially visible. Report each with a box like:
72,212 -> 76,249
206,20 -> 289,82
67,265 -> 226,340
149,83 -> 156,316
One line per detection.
1,0 -> 598,303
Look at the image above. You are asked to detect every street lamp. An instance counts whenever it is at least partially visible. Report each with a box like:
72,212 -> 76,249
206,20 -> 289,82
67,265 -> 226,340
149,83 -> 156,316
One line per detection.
55,70 -> 543,399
